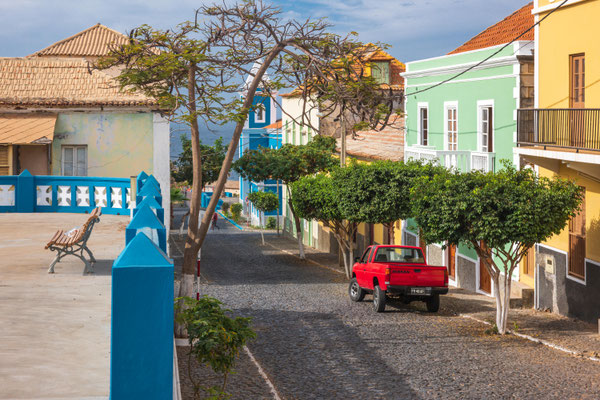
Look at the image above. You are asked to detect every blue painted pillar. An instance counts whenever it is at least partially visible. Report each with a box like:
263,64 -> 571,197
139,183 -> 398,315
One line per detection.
16,170 -> 34,213
110,233 -> 174,399
136,182 -> 162,207
136,171 -> 148,192
126,204 -> 167,252
133,196 -> 165,224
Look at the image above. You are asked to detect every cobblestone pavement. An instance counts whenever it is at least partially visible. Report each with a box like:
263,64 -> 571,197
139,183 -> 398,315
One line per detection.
174,222 -> 600,399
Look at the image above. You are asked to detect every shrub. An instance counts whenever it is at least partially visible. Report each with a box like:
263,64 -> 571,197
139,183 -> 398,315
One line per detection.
266,216 -> 277,229
221,202 -> 231,215
175,296 -> 256,399
230,203 -> 243,222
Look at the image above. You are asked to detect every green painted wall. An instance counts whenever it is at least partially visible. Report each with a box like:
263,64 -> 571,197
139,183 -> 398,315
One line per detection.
52,113 -> 154,178
405,47 -> 521,269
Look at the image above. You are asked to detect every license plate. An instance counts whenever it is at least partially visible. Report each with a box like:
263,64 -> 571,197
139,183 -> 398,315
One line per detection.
410,287 -> 432,296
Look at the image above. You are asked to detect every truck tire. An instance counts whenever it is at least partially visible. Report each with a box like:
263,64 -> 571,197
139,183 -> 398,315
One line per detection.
373,284 -> 386,312
349,278 -> 365,302
426,294 -> 440,312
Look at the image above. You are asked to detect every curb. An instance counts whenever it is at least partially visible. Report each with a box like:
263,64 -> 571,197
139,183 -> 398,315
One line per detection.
459,314 -> 600,363
217,211 -> 244,230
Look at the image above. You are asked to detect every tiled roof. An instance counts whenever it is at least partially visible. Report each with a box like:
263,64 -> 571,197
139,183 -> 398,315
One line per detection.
448,3 -> 534,55
0,57 -> 158,108
29,24 -> 129,58
264,120 -> 282,129
336,115 -> 404,161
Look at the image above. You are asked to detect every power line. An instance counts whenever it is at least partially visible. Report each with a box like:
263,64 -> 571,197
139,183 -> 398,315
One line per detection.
404,0 -> 569,97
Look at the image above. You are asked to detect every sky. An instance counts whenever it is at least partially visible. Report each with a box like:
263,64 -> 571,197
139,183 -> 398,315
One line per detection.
0,0 -> 531,158
2,0 -> 531,62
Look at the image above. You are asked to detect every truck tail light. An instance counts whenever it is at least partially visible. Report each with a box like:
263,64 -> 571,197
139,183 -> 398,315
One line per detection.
444,268 -> 448,286
385,267 -> 391,285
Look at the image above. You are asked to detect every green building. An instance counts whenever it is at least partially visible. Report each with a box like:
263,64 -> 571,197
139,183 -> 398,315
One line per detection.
402,3 -> 534,295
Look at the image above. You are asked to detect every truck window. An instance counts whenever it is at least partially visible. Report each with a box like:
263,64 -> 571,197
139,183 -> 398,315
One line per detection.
360,246 -> 372,263
373,247 -> 425,264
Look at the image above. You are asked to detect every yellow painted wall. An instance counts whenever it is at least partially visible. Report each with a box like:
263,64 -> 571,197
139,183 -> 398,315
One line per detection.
538,0 -> 600,108
538,164 -> 600,263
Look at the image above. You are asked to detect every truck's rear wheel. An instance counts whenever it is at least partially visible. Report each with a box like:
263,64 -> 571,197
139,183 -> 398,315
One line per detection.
426,294 -> 440,312
373,284 -> 386,312
349,278 -> 365,302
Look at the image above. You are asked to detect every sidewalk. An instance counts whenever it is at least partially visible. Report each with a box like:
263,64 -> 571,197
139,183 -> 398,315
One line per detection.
262,231 -> 600,361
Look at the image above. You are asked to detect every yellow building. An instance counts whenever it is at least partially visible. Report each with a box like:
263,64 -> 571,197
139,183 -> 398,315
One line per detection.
515,0 -> 600,323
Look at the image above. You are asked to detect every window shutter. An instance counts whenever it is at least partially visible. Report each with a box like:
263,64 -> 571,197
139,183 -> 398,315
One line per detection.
0,145 -> 10,175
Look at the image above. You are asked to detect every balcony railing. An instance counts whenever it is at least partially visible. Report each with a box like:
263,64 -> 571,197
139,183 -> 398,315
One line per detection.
517,108 -> 600,152
405,145 -> 495,173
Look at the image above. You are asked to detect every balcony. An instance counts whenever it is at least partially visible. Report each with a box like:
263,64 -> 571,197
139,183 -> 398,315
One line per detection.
517,108 -> 600,152
405,145 -> 496,173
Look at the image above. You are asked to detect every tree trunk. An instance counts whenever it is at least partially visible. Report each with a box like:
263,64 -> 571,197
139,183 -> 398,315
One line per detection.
260,211 -> 265,245
194,46 -> 283,254
341,246 -> 351,279
286,193 -> 305,259
181,64 -> 202,298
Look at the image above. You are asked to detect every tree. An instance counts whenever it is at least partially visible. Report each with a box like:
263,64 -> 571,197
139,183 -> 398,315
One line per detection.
234,135 -> 337,258
335,160 -> 445,246
247,191 -> 279,245
174,135 -> 227,189
410,164 -> 584,334
291,172 -> 357,278
99,1 -> 402,297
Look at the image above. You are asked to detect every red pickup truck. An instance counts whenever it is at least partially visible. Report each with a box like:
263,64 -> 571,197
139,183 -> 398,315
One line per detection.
349,245 -> 448,312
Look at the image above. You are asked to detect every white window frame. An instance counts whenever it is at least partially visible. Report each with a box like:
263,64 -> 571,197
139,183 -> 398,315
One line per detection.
476,100 -> 495,153
443,101 -> 458,151
417,102 -> 429,146
255,104 -> 266,123
62,145 -> 87,177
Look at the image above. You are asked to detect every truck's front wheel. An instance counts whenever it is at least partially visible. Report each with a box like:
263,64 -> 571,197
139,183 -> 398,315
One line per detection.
426,294 -> 440,312
373,284 -> 386,312
349,278 -> 365,302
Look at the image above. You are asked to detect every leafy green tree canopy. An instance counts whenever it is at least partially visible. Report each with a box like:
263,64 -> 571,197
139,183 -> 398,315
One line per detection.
174,135 -> 227,188
233,135 -> 337,184
410,163 -> 583,251
247,191 -> 279,214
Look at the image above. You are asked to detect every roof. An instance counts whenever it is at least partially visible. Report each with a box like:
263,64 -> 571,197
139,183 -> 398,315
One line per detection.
448,3 -> 534,55
29,24 -> 129,58
0,57 -> 158,108
264,120 -> 282,129
281,46 -> 405,98
0,114 -> 56,144
336,115 -> 404,161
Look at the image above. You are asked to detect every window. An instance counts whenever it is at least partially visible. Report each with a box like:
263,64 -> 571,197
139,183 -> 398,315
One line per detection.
255,105 -> 265,123
0,145 -> 10,175
570,54 -> 585,108
480,106 -> 493,152
419,107 -> 428,146
446,106 -> 458,150
568,187 -> 586,280
360,246 -> 373,263
373,247 -> 425,264
62,146 -> 87,176
371,61 -> 390,85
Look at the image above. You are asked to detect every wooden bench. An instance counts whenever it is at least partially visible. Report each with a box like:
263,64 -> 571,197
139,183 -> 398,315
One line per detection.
45,207 -> 102,274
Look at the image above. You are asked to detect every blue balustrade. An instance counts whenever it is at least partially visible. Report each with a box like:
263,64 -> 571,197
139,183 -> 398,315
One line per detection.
136,171 -> 149,192
111,232 -> 173,399
134,196 -> 165,224
0,170 -> 134,215
126,204 -> 167,252
136,182 -> 163,207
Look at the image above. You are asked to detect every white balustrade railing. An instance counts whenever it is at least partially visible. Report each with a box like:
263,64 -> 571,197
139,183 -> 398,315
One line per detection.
405,146 -> 495,173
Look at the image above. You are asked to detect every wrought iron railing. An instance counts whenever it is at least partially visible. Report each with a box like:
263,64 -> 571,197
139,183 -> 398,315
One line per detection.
517,108 -> 600,151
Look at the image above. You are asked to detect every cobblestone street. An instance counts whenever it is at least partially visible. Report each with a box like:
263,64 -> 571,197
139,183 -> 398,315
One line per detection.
174,220 -> 600,399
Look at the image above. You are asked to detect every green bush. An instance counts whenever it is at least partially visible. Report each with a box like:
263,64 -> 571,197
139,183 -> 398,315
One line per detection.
175,296 -> 255,399
221,202 -> 231,215
266,217 -> 277,229
230,203 -> 243,222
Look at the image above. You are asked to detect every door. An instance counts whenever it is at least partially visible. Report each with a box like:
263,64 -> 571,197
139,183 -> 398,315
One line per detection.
568,188 -> 586,280
570,54 -> 585,147
479,241 -> 492,294
356,246 -> 372,287
523,247 -> 535,279
446,244 -> 456,280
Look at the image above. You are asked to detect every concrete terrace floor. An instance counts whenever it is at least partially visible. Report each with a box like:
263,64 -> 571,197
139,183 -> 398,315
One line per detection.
0,212 -> 129,400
